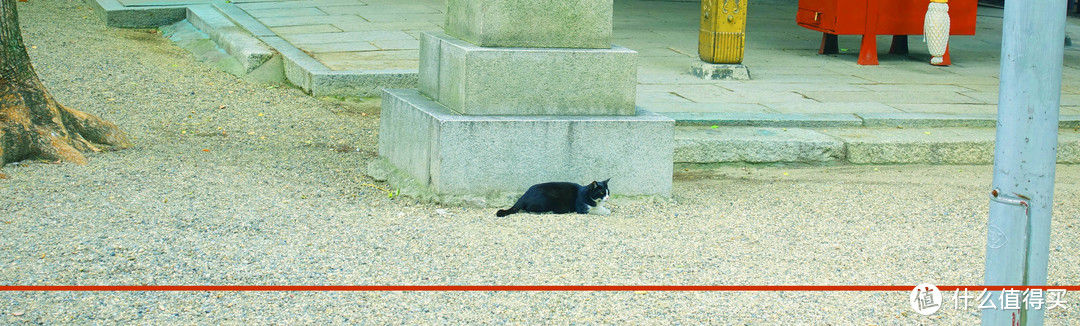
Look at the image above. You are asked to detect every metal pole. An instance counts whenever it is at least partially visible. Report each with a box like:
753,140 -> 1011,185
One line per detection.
983,0 -> 1065,323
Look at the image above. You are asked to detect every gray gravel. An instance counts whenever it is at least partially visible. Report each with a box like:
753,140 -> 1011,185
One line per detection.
1,0 -> 1079,324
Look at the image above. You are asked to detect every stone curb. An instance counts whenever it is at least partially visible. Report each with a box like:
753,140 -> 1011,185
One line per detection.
675,126 -> 1080,165
89,0 -> 186,28
664,112 -> 1080,129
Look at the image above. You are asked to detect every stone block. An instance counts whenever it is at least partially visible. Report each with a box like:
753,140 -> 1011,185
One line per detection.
445,0 -> 613,49
830,128 -> 996,164
419,32 -> 636,116
690,62 -> 751,80
378,89 -> 673,197
312,71 -> 417,97
674,127 -> 844,163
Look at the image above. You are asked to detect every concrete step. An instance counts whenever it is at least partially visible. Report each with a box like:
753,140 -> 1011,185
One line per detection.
159,5 -> 285,84
675,126 -> 1080,164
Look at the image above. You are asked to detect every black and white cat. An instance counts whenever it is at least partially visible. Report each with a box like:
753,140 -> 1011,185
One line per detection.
495,179 -> 611,217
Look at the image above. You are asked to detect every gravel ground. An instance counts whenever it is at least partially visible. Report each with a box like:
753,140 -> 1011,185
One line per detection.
1,1 -> 1078,324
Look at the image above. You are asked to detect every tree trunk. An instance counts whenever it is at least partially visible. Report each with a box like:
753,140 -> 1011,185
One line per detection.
0,0 -> 130,166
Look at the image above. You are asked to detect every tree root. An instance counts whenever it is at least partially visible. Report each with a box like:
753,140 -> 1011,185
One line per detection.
1,84 -> 131,165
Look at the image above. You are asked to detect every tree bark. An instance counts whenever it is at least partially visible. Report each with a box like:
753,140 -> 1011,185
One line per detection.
0,0 -> 130,166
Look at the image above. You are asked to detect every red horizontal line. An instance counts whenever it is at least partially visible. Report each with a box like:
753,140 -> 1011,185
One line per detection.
0,285 -> 1076,292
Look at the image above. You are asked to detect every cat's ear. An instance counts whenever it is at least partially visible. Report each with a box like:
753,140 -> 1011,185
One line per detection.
589,181 -> 598,187
602,178 -> 610,184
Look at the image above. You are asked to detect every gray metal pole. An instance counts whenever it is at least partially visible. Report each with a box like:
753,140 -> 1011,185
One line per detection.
983,0 -> 1065,323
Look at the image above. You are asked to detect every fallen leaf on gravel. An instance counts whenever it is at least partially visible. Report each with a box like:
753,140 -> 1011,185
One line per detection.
219,105 -> 227,109
0,173 -> 10,179
258,113 -> 264,116
202,149 -> 210,152
11,311 -> 24,316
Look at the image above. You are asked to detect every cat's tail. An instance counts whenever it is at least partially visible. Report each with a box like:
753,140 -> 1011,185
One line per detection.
495,202 -> 521,217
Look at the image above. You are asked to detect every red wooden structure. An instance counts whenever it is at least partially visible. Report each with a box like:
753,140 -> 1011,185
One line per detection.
796,0 -> 978,65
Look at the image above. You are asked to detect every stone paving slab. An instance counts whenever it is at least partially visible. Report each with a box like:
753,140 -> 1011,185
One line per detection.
798,91 -> 990,105
887,103 -> 999,114
281,30 -> 414,45
644,102 -> 774,114
300,42 -> 378,53
313,50 -> 418,71
318,3 -> 440,14
255,15 -> 362,27
233,0 -> 362,11
245,7 -> 328,18
269,24 -> 342,35
118,0 -> 209,6
764,102 -> 903,114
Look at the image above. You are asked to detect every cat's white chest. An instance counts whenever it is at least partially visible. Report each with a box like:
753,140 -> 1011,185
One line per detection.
587,197 -> 611,216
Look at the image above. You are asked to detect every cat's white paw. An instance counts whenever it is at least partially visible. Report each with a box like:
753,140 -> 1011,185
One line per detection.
590,206 -> 611,216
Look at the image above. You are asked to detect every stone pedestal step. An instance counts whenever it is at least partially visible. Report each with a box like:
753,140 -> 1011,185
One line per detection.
378,89 -> 674,198
420,32 -> 637,116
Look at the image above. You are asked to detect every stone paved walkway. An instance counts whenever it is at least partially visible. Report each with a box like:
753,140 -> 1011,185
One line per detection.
235,0 -> 442,71
99,0 -> 1080,120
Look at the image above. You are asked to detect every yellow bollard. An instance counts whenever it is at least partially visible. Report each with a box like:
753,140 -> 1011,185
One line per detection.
699,0 -> 748,64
